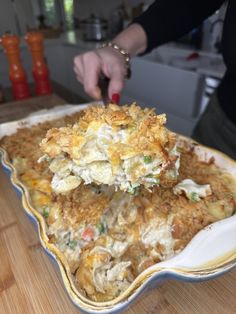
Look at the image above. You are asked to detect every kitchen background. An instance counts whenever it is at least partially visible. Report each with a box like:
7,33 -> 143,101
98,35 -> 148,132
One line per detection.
0,0 -> 228,136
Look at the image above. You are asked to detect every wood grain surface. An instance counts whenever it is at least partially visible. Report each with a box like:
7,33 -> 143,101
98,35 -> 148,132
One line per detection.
1,95 -> 236,314
0,94 -> 66,124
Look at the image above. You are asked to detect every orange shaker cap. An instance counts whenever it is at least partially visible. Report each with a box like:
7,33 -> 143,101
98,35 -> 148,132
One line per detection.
0,34 -> 20,55
0,34 -> 20,46
25,31 -> 44,43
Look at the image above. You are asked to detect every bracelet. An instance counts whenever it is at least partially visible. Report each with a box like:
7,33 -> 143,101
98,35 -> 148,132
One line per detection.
100,42 -> 131,78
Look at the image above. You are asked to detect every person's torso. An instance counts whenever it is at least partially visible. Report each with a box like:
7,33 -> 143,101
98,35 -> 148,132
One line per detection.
222,1 -> 236,75
218,0 -> 236,123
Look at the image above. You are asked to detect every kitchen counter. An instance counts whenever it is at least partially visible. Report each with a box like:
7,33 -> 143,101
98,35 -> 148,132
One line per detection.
0,31 -> 225,136
59,30 -> 104,50
0,30 -> 102,53
50,30 -> 226,77
145,43 -> 226,79
0,30 -> 225,80
196,61 -> 226,79
53,32 -> 226,79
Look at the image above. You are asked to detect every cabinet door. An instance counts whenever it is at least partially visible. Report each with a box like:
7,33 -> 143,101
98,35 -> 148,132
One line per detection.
44,43 -> 91,101
45,44 -> 68,86
63,45 -> 91,101
123,57 -> 204,119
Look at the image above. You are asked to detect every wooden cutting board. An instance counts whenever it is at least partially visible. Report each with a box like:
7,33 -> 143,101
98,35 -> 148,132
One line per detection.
0,95 -> 236,314
0,94 -> 65,124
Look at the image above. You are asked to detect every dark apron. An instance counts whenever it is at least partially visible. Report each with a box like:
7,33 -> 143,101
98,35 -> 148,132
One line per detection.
192,93 -> 236,160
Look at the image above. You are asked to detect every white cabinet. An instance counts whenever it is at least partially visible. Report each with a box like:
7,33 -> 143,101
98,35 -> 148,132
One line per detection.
121,57 -> 204,136
45,43 -> 68,87
123,57 -> 204,118
62,45 -> 91,101
45,43 -> 91,101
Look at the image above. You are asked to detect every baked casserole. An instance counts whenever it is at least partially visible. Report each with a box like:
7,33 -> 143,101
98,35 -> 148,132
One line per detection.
0,104 -> 235,303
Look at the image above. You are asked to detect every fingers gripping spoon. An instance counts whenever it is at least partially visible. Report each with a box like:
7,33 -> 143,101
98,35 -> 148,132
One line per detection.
98,74 -> 120,105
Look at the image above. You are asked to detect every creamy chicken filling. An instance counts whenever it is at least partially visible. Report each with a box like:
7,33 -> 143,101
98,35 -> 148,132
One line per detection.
39,124 -> 180,194
173,179 -> 212,201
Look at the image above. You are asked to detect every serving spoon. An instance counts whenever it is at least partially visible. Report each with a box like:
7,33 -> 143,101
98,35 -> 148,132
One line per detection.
98,74 -> 120,105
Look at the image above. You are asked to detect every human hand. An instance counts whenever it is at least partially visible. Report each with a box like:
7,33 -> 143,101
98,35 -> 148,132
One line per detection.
74,46 -> 127,100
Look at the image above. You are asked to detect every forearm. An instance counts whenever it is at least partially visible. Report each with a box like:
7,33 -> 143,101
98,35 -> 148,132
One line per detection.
133,0 -> 225,53
112,23 -> 147,57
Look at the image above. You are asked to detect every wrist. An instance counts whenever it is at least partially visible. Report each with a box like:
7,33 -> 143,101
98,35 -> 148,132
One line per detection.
112,23 -> 147,57
100,42 -> 131,78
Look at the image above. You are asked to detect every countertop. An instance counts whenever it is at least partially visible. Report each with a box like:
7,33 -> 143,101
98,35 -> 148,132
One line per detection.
58,32 -> 226,79
0,94 -> 236,313
0,30 -> 103,52
0,30 -> 225,78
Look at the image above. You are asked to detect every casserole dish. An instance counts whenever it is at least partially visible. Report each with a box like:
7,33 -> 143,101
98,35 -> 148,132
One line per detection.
0,103 -> 236,313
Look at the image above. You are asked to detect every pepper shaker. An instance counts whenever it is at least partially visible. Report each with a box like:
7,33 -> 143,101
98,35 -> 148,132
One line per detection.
25,31 -> 52,96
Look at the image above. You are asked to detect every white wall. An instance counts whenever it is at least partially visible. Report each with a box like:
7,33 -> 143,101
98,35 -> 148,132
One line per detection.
0,0 -> 35,36
0,0 -> 18,34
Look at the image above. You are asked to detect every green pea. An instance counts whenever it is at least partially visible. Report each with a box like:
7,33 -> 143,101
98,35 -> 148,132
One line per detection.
97,222 -> 105,234
42,207 -> 49,218
67,239 -> 77,250
143,156 -> 152,164
190,192 -> 200,202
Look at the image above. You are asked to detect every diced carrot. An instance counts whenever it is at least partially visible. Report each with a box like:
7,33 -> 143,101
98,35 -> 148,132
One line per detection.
82,226 -> 94,241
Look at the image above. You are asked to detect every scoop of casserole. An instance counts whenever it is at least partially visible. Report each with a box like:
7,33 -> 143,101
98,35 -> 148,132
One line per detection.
40,103 -> 180,193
